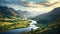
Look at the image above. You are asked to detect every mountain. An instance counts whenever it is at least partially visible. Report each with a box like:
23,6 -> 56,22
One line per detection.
28,18 -> 60,34
39,18 -> 60,34
32,7 -> 60,26
0,6 -> 26,19
0,6 -> 17,18
0,6 -> 30,32
17,10 -> 35,18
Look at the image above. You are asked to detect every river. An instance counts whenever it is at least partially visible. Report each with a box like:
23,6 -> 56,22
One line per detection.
1,20 -> 39,34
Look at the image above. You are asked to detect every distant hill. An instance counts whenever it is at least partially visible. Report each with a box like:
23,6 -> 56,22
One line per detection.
17,10 -> 32,18
32,7 -> 60,26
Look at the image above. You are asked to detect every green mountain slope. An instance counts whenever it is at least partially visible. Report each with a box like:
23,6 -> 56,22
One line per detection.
0,6 -> 30,32
28,18 -> 60,34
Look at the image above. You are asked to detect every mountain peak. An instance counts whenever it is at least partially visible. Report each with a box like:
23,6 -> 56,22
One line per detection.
54,7 -> 60,10
50,7 -> 60,13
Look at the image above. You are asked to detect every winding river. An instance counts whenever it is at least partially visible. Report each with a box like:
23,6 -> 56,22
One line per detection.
1,20 -> 39,34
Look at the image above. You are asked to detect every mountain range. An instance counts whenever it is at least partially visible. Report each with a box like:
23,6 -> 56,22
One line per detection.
0,6 -> 30,32
0,6 -> 28,19
0,6 -> 18,18
17,10 -> 32,18
32,7 -> 60,26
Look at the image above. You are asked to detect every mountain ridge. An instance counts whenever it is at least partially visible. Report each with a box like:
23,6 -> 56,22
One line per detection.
32,7 -> 60,26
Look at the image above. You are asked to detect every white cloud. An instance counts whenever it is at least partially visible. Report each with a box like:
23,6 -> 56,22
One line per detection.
8,0 -> 60,15
27,0 -> 60,7
21,0 -> 26,2
1,0 -> 60,16
27,2 -> 45,8
48,0 -> 60,3
41,0 -> 60,6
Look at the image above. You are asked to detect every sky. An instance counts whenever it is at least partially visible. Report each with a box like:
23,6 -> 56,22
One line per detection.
0,0 -> 60,16
25,0 -> 46,2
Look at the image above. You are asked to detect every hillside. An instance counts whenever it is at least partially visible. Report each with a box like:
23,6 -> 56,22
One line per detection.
28,18 -> 60,34
32,7 -> 60,27
27,7 -> 60,34
0,6 -> 30,32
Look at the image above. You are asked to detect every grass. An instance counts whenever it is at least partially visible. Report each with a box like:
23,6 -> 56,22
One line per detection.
0,18 -> 31,32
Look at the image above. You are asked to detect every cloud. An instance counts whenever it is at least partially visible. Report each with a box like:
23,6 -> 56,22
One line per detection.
0,0 -> 29,7
6,0 -> 60,14
0,0 -> 60,8
27,0 -> 60,7
27,2 -> 45,8
39,0 -> 60,7
0,0 -> 60,16
0,0 -> 9,6
21,0 -> 26,2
